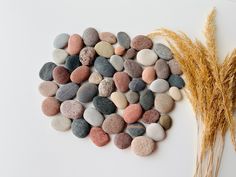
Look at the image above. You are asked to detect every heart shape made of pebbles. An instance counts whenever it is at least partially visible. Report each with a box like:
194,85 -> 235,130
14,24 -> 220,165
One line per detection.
38,28 -> 185,157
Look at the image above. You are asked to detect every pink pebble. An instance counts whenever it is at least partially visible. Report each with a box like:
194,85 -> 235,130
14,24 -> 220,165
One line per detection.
66,34 -> 83,55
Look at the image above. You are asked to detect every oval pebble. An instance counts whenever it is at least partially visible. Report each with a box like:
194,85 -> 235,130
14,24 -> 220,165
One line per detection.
79,47 -> 96,66
123,48 -> 137,59
168,75 -> 185,89
72,118 -> 91,138
98,78 -> 114,97
113,72 -> 130,92
146,123 -> 166,141
77,83 -> 98,103
137,49 -> 158,66
123,104 -> 142,123
94,56 -> 116,77
53,33 -> 70,49
93,96 -> 116,115
155,94 -> 175,113
159,115 -> 172,130
150,79 -> 169,93
65,55 -> 81,72
124,60 -> 143,78
155,59 -> 170,79
140,90 -> 154,111
83,107 -> 104,127
89,127 -> 110,147
114,133 -> 132,149
117,32 -> 131,49
141,109 -> 160,124
38,81 -> 58,97
115,46 -> 125,56
169,86 -> 182,101
88,72 -> 103,85
52,49 -> 68,64
56,82 -> 79,102
142,67 -> 156,84
67,34 -> 83,55
129,78 -> 146,92
41,97 -> 60,116
109,55 -> 124,71
127,122 -> 146,137
99,32 -> 117,44
131,136 -> 155,156
102,114 -> 125,134
39,62 -> 57,81
52,66 -> 70,84
82,27 -> 99,46
51,114 -> 71,132
154,43 -> 172,60
126,91 -> 139,104
94,41 -> 114,58
131,35 -> 153,51
60,100 -> 84,119
110,92 -> 128,109
168,59 -> 182,75
70,66 -> 90,84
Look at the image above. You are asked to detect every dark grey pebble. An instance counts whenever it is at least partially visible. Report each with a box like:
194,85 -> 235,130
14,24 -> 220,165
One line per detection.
94,56 -> 116,77
65,55 -> 81,72
77,83 -> 98,103
127,122 -> 146,137
39,62 -> 57,81
71,118 -> 91,138
117,32 -> 131,49
56,82 -> 79,102
93,96 -> 116,115
82,27 -> 99,47
129,78 -> 146,92
154,43 -> 173,60
53,33 -> 70,49
140,90 -> 154,111
168,75 -> 185,89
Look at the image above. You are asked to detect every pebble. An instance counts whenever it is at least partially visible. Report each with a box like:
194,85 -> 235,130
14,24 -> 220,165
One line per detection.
65,55 -> 81,72
53,33 -> 70,49
102,114 -> 125,134
169,86 -> 182,101
83,107 -> 104,127
52,49 -> 68,64
98,78 -> 114,97
168,59 -> 182,75
99,32 -> 117,44
56,82 -> 79,102
110,92 -> 128,109
71,118 -> 91,138
38,81 -> 58,97
82,27 -> 99,46
94,56 -> 116,77
124,60 -> 143,78
117,32 -> 131,49
129,78 -> 146,92
41,97 -> 60,116
150,79 -> 169,93
126,91 -> 139,104
140,90 -> 154,111
131,35 -> 153,51
123,104 -> 142,123
142,67 -> 156,84
146,123 -> 166,141
154,43 -> 173,60
159,115 -> 172,130
123,48 -> 137,59
168,75 -> 185,89
155,94 -> 175,113
60,100 -> 84,119
141,109 -> 160,124
51,114 -> 71,132
89,127 -> 110,147
137,49 -> 158,66
154,59 -> 170,79
52,66 -> 70,84
77,83 -> 98,103
67,34 -> 83,55
70,66 -> 90,84
39,62 -> 57,81
109,55 -> 124,71
88,72 -> 103,84
114,133 -> 132,149
127,122 -> 146,137
94,41 -> 114,58
93,96 -> 116,115
131,136 -> 155,156
115,46 -> 125,56
113,72 -> 130,92
79,47 -> 96,66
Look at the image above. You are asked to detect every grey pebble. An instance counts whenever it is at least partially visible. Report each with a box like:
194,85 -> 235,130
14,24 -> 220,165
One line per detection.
109,55 -> 124,71
168,59 -> 182,75
93,96 -> 116,115
154,43 -> 173,60
124,60 -> 143,78
117,32 -> 131,49
155,59 -> 170,79
140,89 -> 154,111
150,79 -> 169,93
168,75 -> 185,89
53,33 -> 70,49
82,27 -> 99,46
94,56 -> 116,77
56,82 -> 79,102
39,62 -> 57,81
65,55 -> 81,72
98,78 -> 114,97
126,91 -> 139,104
77,83 -> 98,103
159,115 -> 172,130
71,118 -> 91,138
129,78 -> 146,92
127,122 -> 146,137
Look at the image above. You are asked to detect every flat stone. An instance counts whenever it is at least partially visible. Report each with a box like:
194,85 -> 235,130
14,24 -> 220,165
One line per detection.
154,43 -> 172,60
123,48 -> 137,59
131,35 -> 153,51
93,96 -> 116,115
137,49 -> 158,66
126,91 -> 139,104
99,32 -> 117,44
102,114 -> 125,134
110,92 -> 128,109
72,118 -> 91,138
124,60 -> 143,78
123,104 -> 142,123
141,109 -> 160,124
70,66 -> 90,84
146,123 -> 166,141
52,49 -> 68,64
89,72 -> 103,84
79,47 -> 96,66
117,32 -> 131,49
129,78 -> 146,92
127,122 -> 146,137
52,66 -> 70,84
39,62 -> 57,81
140,90 -> 154,111
159,115 -> 172,130
109,55 -> 124,71
114,133 -> 132,149
131,136 -> 155,156
168,75 -> 185,89
67,34 -> 83,55
65,55 -> 81,72
89,127 -> 110,147
98,78 -> 114,97
150,79 -> 169,93
83,107 -> 104,127
142,67 -> 156,84
154,59 -> 170,79
41,97 -> 60,116
94,41 -> 114,58
53,33 -> 70,49
77,83 -> 98,103
94,56 -> 116,77
82,27 -> 99,46
113,72 -> 130,92
115,46 -> 125,56
56,82 -> 79,102
38,81 -> 58,97
51,114 -> 71,132
169,86 -> 182,101
168,59 -> 182,75
60,100 -> 84,119
155,94 -> 175,113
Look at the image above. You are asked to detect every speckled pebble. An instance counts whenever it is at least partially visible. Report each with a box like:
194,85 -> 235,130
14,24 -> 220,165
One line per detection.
126,91 -> 139,104
70,66 -> 90,84
155,94 -> 175,113
60,100 -> 84,119
123,104 -> 142,123
154,43 -> 173,60
113,72 -> 130,92
77,83 -> 98,103
83,107 -> 104,127
141,109 -> 160,124
41,97 -> 60,116
131,35 -> 153,51
123,48 -> 137,59
51,114 -> 71,132
159,115 -> 172,130
140,90 -> 154,111
94,56 -> 116,77
82,27 -> 99,46
168,74 -> 185,89
99,32 -> 117,44
146,123 -> 166,141
79,47 -> 96,66
150,79 -> 169,93
142,67 -> 156,84
127,122 -> 146,137
168,59 -> 182,75
93,96 -> 116,115
56,82 -> 79,102
52,66 -> 70,84
89,127 -> 110,147
53,33 -> 70,49
115,46 -> 126,56
89,72 -> 103,84
102,114 -> 125,134
94,41 -> 114,58
114,133 -> 132,149
39,62 -> 57,81
169,86 -> 182,101
38,81 -> 58,97
65,55 -> 81,72
109,55 -> 124,71
111,92 -> 128,109
155,59 -> 170,79
129,78 -> 146,92
124,60 -> 143,78
67,34 -> 83,55
72,118 -> 91,138
52,49 -> 68,64
98,78 -> 114,97
131,136 -> 155,156
137,49 -> 158,66
117,32 -> 131,49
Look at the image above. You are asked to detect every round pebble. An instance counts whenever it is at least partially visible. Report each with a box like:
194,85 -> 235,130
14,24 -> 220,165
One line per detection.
168,59 -> 182,75
124,60 -> 143,78
51,114 -> 71,132
82,27 -> 99,46
126,91 -> 139,104
94,41 -> 114,58
137,49 -> 158,66
169,86 -> 182,101
56,82 -> 79,102
94,56 -> 116,77
79,47 -> 96,66
70,66 -> 90,84
117,32 -> 131,49
65,55 -> 81,72
155,94 -> 175,113
154,43 -> 172,60
38,81 -> 58,97
89,127 -> 110,147
142,67 -> 156,84
111,92 -> 128,109
123,104 -> 142,123
93,96 -> 116,115
141,109 -> 160,124
113,72 -> 130,92
77,83 -> 98,103
39,62 -> 57,81
109,55 -> 124,71
131,35 -> 153,51
123,48 -> 137,59
102,114 -> 125,134
146,123 -> 166,141
53,33 -> 70,49
52,66 -> 70,84
41,97 -> 60,116
154,59 -> 170,79
159,115 -> 172,130
140,90 -> 154,111
84,107 -> 104,127
88,72 -> 103,85
129,78 -> 146,92
114,133 -> 132,149
115,46 -> 125,56
127,122 -> 146,137
60,100 -> 84,119
131,136 -> 155,156
72,118 -> 91,138
98,78 -> 114,97
67,34 -> 83,55
52,49 -> 68,64
168,75 -> 185,89
99,32 -> 117,44
150,79 -> 169,93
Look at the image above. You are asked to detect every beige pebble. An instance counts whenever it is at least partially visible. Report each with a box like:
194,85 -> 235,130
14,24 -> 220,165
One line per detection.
89,72 -> 103,84
38,81 -> 58,97
110,92 -> 128,109
131,136 -> 155,156
155,94 -> 175,113
99,32 -> 117,44
51,114 -> 71,132
94,41 -> 114,58
169,86 -> 182,101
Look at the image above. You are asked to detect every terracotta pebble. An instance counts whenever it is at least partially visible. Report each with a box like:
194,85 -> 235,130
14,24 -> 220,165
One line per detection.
67,34 -> 83,55
60,100 -> 84,119
124,60 -> 143,78
51,114 -> 71,132
123,104 -> 142,123
113,72 -> 130,92
169,86 -> 182,101
98,78 -> 114,97
82,27 -> 99,47
102,114 -> 125,134
52,66 -> 70,84
159,115 -> 172,130
115,46 -> 126,56
94,41 -> 114,58
89,72 -> 103,85
155,59 -> 170,79
114,133 -> 132,149
155,94 -> 175,113
110,92 -> 128,109
99,32 -> 117,44
89,127 -> 110,147
141,109 -> 160,124
126,91 -> 139,104
79,47 -> 96,66
52,49 -> 68,64
131,136 -> 155,156
70,66 -> 90,84
123,48 -> 137,59
146,123 -> 166,141
142,67 -> 156,84
41,97 -> 60,116
131,35 -> 153,51
38,81 -> 58,97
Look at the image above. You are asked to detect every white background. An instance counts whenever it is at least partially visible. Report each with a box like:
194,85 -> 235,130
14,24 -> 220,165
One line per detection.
0,0 -> 235,177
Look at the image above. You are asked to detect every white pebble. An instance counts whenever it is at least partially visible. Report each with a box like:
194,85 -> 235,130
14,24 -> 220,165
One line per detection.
169,86 -> 182,101
150,79 -> 169,93
52,49 -> 68,64
146,123 -> 166,141
51,114 -> 71,132
83,107 -> 104,126
137,49 -> 158,66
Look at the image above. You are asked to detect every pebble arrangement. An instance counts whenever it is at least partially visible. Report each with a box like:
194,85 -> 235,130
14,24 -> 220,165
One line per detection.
38,28 -> 185,156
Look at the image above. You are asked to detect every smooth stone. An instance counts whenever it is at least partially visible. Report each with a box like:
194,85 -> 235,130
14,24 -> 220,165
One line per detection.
168,75 -> 185,89
140,90 -> 154,111
102,114 -> 125,134
94,41 -> 114,58
131,136 -> 155,156
129,78 -> 146,92
141,109 -> 160,124
82,27 -> 99,46
38,81 -> 58,97
53,33 -> 70,49
60,100 -> 84,119
142,67 -> 156,84
51,114 -> 71,132
150,79 -> 169,93
169,86 -> 182,101
146,123 -> 166,141
131,35 -> 153,51
93,96 -> 116,115
110,92 -> 128,109
83,107 -> 104,127
123,48 -> 137,59
94,56 -> 116,77
154,43 -> 173,60
127,122 -> 146,137
137,49 -> 158,66
109,55 -> 124,71
126,91 -> 139,104
154,59 -> 170,79
56,82 -> 79,102
65,55 -> 81,72
117,32 -> 131,49
52,66 -> 70,84
77,83 -> 98,103
41,97 -> 60,116
71,118 -> 91,138
168,59 -> 182,75
79,47 -> 96,66
99,32 -> 117,44
155,94 -> 175,113
114,133 -> 132,149
124,60 -> 143,78
67,34 -> 83,55
113,72 -> 130,92
52,49 -> 68,64
39,62 -> 57,81
89,127 -> 110,147
98,78 -> 114,97
123,104 -> 142,123
88,72 -> 103,84
70,66 -> 90,84
159,115 -> 172,130
115,46 -> 125,56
